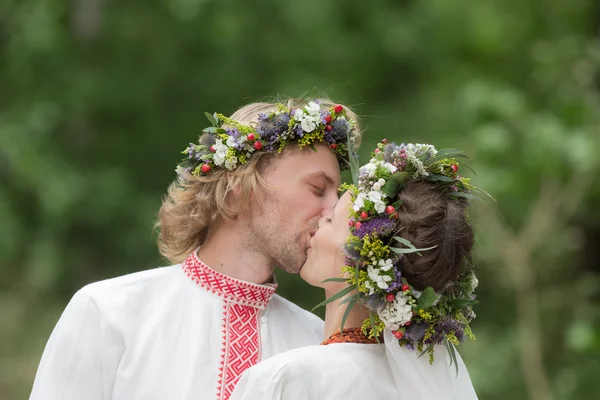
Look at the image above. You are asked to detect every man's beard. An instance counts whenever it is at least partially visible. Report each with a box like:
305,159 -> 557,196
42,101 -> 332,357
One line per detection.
248,203 -> 306,274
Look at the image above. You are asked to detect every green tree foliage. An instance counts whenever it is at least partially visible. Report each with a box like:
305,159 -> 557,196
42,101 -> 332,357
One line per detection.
1,0 -> 599,398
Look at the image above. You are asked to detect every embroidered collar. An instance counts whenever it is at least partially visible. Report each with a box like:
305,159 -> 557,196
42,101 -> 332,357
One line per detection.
182,251 -> 277,309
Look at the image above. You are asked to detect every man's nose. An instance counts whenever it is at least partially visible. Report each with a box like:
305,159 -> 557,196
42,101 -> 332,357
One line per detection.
321,192 -> 338,217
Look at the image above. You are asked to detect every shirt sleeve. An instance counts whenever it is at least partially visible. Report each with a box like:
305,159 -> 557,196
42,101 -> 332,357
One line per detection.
30,289 -> 109,400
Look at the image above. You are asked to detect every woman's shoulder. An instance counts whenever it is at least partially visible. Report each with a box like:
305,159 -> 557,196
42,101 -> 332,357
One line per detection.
231,344 -> 395,400
252,343 -> 388,379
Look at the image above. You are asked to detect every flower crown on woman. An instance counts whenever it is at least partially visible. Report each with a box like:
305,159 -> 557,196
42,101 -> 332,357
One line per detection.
317,140 -> 489,368
176,100 -> 359,178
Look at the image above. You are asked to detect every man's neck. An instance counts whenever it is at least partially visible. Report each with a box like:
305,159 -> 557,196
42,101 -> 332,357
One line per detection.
196,220 -> 275,285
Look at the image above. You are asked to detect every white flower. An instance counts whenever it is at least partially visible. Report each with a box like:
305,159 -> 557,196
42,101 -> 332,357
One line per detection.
383,162 -> 397,174
378,292 -> 413,330
305,101 -> 321,116
378,259 -> 394,272
300,118 -> 317,132
353,193 -> 366,211
224,156 -> 238,170
294,108 -> 305,121
359,162 -> 377,178
213,139 -> 228,166
367,190 -> 382,203
367,265 -> 392,290
372,178 -> 386,191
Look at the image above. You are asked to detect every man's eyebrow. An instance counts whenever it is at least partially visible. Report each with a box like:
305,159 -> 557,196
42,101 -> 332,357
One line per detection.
303,171 -> 335,185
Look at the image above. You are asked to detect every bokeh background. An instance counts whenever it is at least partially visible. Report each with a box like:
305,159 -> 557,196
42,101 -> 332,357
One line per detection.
2,0 -> 600,399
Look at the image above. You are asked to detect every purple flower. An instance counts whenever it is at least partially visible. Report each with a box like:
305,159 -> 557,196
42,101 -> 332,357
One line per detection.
331,118 -> 350,142
256,113 -> 291,150
343,245 -> 361,262
385,266 -> 403,293
433,317 -> 465,343
364,294 -> 385,310
405,322 -> 427,342
199,133 -> 217,148
354,216 -> 396,239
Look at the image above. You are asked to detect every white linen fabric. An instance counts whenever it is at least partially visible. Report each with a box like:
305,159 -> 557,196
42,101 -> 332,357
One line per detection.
230,330 -> 478,400
30,251 -> 323,400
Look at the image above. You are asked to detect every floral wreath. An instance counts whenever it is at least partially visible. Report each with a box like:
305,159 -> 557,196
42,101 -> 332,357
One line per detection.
176,100 -> 359,178
315,140 -> 490,369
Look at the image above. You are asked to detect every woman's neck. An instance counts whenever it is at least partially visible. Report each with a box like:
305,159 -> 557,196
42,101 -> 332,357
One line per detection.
323,286 -> 371,339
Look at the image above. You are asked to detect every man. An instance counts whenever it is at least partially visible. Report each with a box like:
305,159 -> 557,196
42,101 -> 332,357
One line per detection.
30,99 -> 361,400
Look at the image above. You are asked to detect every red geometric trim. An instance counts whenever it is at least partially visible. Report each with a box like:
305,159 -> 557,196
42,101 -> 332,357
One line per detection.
216,303 -> 262,400
182,251 -> 277,309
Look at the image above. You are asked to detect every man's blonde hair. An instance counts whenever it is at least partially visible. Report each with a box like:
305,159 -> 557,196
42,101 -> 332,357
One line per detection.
156,98 -> 362,264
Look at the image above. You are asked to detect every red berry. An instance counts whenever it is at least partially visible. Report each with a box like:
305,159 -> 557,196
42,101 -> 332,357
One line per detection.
385,205 -> 395,214
354,221 -> 362,230
330,143 -> 338,149
360,211 -> 368,219
392,212 -> 399,219
324,115 -> 332,123
254,141 -> 263,150
404,321 -> 411,326
386,293 -> 395,302
334,105 -> 343,113
348,220 -> 355,227
382,138 -> 388,144
209,145 -> 216,152
401,284 -> 410,292
450,164 -> 458,173
201,164 -> 211,173
247,133 -> 255,141
393,330 -> 404,339
325,125 -> 333,132
374,148 -> 381,153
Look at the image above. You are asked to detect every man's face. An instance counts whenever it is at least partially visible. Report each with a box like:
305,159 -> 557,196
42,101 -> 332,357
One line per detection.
248,143 -> 341,274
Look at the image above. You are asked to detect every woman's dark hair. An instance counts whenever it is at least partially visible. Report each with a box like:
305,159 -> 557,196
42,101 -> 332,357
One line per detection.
394,180 -> 474,292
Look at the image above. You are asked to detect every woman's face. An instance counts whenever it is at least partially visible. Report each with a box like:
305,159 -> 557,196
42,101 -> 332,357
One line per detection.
300,191 -> 352,288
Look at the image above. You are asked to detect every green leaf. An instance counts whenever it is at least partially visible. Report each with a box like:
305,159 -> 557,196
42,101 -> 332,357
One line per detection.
417,287 -> 438,309
456,160 -> 477,176
392,236 -> 417,249
418,341 -> 436,359
205,112 -> 218,126
370,313 -> 381,344
347,134 -> 360,186
450,192 -> 479,201
321,277 -> 348,283
423,149 -> 470,166
340,295 -> 359,332
428,174 -> 455,182
448,298 -> 479,308
390,244 -> 437,255
340,294 -> 358,305
311,285 -> 355,311
309,143 -> 317,152
472,187 -> 497,203
446,339 -> 459,376
204,126 -> 217,133
381,179 -> 400,198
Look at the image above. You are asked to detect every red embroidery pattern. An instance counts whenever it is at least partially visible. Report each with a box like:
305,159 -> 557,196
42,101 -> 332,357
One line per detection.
181,252 -> 276,400
218,303 -> 261,400
182,251 -> 277,308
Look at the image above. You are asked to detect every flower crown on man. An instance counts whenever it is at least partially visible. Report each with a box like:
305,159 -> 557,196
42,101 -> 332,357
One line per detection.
315,140 -> 490,368
176,99 -> 361,179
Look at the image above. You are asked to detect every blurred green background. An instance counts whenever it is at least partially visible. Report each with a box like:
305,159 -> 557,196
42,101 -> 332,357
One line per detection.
1,0 -> 600,399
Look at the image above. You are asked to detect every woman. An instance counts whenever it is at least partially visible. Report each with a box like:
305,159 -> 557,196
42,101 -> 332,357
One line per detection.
230,141 -> 482,400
